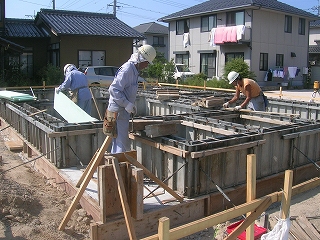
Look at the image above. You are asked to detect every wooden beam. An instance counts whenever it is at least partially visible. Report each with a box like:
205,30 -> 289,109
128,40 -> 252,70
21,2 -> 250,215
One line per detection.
130,167 -> 144,220
240,114 -> 289,125
224,196 -> 272,240
76,148 -> 99,188
246,154 -> 256,240
181,121 -> 235,135
158,217 -> 170,240
112,158 -> 137,240
145,122 -> 178,138
280,170 -> 293,219
124,153 -> 184,203
191,139 -> 266,158
129,119 -> 182,131
58,136 -> 112,231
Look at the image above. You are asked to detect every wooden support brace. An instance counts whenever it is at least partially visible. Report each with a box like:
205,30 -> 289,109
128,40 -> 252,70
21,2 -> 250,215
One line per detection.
246,154 -> 256,240
58,136 -> 112,231
124,153 -> 183,203
112,158 -> 137,240
280,170 -> 293,219
158,217 -> 170,240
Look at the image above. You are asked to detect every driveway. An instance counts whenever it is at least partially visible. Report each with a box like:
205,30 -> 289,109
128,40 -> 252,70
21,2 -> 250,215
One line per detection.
264,89 -> 320,103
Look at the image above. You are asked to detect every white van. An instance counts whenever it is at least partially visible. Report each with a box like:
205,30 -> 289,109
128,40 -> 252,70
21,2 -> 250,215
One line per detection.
173,63 -> 195,80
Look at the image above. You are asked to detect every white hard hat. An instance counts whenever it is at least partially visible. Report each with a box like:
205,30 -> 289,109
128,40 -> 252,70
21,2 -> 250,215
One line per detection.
64,64 -> 77,75
138,44 -> 156,64
227,71 -> 239,84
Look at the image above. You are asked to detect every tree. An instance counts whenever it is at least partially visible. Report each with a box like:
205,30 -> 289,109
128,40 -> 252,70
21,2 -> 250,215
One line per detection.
223,57 -> 256,81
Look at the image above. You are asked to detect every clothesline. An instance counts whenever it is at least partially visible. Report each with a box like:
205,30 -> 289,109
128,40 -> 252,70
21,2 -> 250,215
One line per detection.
264,67 -> 299,81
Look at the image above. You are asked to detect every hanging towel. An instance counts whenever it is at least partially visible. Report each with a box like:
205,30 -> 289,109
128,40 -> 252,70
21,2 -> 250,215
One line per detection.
236,25 -> 245,40
208,28 -> 216,46
214,27 -> 225,44
288,67 -> 297,78
183,33 -> 190,48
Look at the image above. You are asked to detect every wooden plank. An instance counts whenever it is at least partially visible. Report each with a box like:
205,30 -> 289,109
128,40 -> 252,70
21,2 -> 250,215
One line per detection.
129,119 -> 181,132
76,148 -> 99,187
145,122 -> 178,138
296,215 -> 320,239
5,141 -> 23,151
130,168 -> 144,220
112,158 -> 137,240
191,139 -> 266,158
280,170 -> 293,219
240,114 -> 289,125
225,196 -> 272,240
58,136 -> 112,231
291,220 -> 311,240
181,121 -> 235,135
124,153 -> 184,203
98,165 -> 108,223
158,217 -> 170,240
246,154 -> 256,240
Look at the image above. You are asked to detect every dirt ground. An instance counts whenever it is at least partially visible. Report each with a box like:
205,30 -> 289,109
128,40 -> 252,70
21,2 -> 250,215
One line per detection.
0,132 -> 320,240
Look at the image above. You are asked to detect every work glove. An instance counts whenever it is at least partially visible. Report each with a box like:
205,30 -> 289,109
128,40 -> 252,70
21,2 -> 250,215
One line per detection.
55,88 -> 60,94
222,102 -> 229,108
234,105 -> 242,111
125,102 -> 137,115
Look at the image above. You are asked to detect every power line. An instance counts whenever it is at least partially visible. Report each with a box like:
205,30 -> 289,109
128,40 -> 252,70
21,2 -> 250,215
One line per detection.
19,0 -> 50,8
118,2 -> 169,15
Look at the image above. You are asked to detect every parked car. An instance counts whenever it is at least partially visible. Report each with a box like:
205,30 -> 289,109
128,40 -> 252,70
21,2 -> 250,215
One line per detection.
84,66 -> 146,86
173,63 -> 195,80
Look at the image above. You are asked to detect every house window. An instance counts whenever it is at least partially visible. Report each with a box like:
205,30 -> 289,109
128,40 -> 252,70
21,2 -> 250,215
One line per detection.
226,11 -> 244,26
259,53 -> 268,71
176,19 -> 189,35
176,53 -> 189,66
285,15 -> 292,33
201,15 -> 217,32
200,53 -> 216,78
78,50 -> 105,69
153,36 -> 165,47
14,47 -> 33,77
48,43 -> 60,67
225,52 -> 244,63
276,54 -> 284,67
299,18 -> 306,35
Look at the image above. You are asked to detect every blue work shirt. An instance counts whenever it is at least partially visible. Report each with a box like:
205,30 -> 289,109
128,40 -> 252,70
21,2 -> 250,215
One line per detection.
108,61 -> 139,112
58,70 -> 91,101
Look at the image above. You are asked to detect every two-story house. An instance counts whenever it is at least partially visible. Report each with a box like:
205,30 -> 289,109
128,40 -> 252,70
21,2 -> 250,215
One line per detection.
0,0 -> 145,83
133,22 -> 169,60
309,19 -> 320,82
158,0 -> 318,87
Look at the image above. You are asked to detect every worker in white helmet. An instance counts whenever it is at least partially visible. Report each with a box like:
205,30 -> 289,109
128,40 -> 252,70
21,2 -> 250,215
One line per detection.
104,44 -> 156,153
56,64 -> 92,115
222,71 -> 267,111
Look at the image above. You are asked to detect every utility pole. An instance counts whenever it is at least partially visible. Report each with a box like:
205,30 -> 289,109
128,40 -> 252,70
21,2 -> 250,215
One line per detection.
107,0 -> 118,17
53,0 -> 55,10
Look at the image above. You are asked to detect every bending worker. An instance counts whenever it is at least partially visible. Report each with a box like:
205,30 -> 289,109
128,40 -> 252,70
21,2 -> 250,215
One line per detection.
223,71 -> 267,111
56,64 -> 92,115
104,44 -> 156,153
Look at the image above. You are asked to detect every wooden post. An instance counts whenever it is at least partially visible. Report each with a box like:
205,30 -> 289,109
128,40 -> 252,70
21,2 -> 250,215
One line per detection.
112,158 -> 137,240
59,136 -> 112,231
130,167 -> 144,220
158,217 -> 170,240
280,170 -> 293,219
246,154 -> 256,240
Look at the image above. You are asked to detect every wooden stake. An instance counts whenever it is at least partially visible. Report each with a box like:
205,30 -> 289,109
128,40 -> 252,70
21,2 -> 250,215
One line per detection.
89,88 -> 102,120
280,170 -> 293,219
112,158 -> 137,240
158,217 -> 170,240
246,154 -> 256,240
58,136 -> 112,231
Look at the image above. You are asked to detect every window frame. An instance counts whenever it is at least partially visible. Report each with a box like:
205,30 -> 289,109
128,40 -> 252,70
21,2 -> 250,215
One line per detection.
78,50 -> 106,69
226,10 -> 245,26
176,19 -> 190,35
175,53 -> 190,66
298,18 -> 306,35
259,53 -> 268,71
225,52 -> 244,64
153,36 -> 165,47
201,15 -> 217,32
276,54 -> 284,67
284,15 -> 292,33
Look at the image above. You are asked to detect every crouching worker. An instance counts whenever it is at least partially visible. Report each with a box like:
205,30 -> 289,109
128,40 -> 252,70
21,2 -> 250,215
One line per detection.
103,44 -> 156,153
222,71 -> 268,111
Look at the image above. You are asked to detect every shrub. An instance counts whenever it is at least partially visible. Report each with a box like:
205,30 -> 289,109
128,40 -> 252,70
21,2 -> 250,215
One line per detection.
223,57 -> 256,80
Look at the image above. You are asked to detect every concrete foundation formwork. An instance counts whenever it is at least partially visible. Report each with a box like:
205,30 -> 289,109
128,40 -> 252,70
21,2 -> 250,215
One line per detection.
0,87 -> 320,238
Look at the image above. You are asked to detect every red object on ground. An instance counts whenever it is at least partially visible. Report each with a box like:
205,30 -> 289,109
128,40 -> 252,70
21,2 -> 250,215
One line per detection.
226,220 -> 267,240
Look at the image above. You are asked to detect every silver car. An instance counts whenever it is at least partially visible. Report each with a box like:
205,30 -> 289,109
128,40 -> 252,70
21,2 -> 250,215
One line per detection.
84,66 -> 145,86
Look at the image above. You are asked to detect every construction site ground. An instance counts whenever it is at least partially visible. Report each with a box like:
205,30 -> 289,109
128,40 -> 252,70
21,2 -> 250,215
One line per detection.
0,88 -> 320,239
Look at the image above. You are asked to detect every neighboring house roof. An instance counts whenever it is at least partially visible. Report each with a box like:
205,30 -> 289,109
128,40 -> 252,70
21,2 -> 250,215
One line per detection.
0,36 -> 24,53
35,9 -> 145,38
310,19 -> 320,28
5,18 -> 50,38
309,45 -> 320,53
134,22 -> 168,35
158,0 -> 318,22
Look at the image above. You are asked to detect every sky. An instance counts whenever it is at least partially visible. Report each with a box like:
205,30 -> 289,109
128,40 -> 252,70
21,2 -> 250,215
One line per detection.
5,0 -> 320,28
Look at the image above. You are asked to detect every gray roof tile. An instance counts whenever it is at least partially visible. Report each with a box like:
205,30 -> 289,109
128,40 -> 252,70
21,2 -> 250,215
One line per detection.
5,19 -> 50,38
36,9 -> 145,38
134,22 -> 168,35
310,19 -> 320,28
158,0 -> 318,22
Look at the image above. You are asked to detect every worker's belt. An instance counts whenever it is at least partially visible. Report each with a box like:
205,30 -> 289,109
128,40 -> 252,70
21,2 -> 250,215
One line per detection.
103,110 -> 118,138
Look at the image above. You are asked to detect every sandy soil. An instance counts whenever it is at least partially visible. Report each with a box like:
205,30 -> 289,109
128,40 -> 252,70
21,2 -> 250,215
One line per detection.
0,132 -> 319,240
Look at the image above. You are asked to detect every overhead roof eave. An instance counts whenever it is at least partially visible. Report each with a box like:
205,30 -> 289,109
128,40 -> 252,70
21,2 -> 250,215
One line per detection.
0,37 -> 24,53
